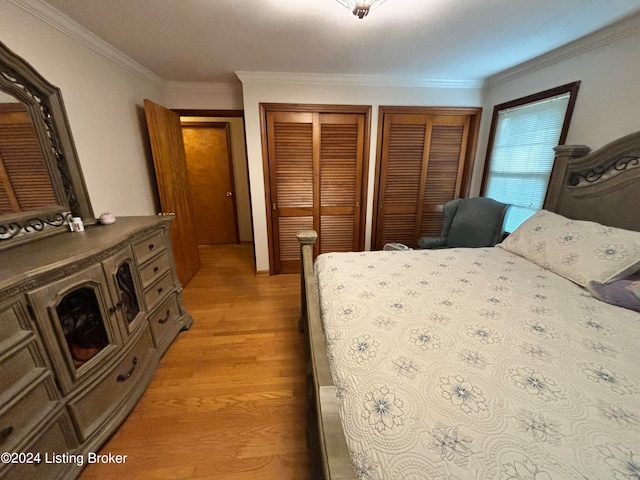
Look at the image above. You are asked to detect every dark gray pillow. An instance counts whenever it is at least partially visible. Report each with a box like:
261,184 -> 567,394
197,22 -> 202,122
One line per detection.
586,276 -> 640,312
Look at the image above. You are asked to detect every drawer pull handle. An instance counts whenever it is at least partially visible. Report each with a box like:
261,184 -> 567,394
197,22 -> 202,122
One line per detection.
148,243 -> 155,251
153,266 -> 159,274
0,426 -> 13,444
117,356 -> 138,382
158,309 -> 171,324
157,287 -> 163,295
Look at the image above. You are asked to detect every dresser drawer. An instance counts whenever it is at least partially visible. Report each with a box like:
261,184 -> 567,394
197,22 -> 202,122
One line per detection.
133,231 -> 165,265
67,326 -> 155,441
0,373 -> 58,452
0,411 -> 78,480
139,250 -> 170,289
143,273 -> 173,311
0,339 -> 44,394
0,301 -> 28,340
148,294 -> 180,347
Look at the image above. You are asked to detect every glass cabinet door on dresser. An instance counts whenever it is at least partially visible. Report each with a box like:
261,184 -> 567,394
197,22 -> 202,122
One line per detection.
27,263 -> 126,395
102,246 -> 146,340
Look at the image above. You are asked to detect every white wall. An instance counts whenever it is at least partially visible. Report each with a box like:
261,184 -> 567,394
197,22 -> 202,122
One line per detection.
239,77 -> 483,272
163,82 -> 243,111
472,14 -> 640,194
1,1 -> 164,217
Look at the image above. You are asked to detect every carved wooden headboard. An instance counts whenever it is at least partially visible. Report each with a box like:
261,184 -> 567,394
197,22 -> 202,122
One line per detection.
544,130 -> 640,232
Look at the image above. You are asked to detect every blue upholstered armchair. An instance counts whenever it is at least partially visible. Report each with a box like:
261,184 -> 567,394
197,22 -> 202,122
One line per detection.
417,197 -> 509,249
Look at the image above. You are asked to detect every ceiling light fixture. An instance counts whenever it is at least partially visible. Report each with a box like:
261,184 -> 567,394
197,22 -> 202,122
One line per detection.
335,0 -> 389,19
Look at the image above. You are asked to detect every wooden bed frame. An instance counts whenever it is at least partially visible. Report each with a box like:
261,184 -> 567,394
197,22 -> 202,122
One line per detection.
296,131 -> 640,480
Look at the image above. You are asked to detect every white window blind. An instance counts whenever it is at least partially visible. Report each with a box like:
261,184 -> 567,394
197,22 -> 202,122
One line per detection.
485,93 -> 571,232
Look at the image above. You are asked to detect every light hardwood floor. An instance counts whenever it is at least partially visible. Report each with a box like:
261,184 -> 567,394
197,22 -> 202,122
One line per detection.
80,244 -> 311,479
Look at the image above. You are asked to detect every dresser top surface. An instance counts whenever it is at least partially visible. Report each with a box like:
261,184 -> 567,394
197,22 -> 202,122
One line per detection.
0,216 -> 172,291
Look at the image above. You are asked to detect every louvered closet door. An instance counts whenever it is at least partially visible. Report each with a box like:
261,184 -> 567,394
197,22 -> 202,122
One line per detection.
419,115 -> 470,239
266,110 -> 366,274
319,113 -> 364,254
267,111 -> 315,274
375,113 -> 471,249
376,114 -> 429,248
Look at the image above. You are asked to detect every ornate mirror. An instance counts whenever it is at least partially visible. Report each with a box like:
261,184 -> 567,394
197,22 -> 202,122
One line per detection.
0,40 -> 94,249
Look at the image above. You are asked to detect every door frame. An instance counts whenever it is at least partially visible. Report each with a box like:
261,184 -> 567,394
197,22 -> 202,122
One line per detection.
371,106 -> 482,249
180,121 -> 240,244
259,103 -> 372,275
173,109 -> 255,270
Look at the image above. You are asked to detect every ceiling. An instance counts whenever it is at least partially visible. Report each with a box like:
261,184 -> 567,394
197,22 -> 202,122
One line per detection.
42,0 -> 640,85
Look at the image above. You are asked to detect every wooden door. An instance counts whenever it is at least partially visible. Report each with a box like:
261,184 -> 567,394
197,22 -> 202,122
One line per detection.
319,113 -> 365,254
143,99 -> 200,286
267,111 -> 314,274
374,108 -> 479,249
182,123 -> 238,245
265,107 -> 368,274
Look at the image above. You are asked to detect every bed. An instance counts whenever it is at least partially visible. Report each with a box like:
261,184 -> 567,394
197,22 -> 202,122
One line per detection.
297,130 -> 640,480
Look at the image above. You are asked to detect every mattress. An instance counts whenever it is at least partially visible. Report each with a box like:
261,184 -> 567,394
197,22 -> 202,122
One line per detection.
315,247 -> 640,479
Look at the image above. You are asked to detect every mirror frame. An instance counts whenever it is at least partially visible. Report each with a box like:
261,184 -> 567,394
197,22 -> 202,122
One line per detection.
0,40 -> 94,249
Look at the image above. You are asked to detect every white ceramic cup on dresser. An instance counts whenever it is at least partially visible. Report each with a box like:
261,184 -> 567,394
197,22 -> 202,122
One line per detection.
69,217 -> 84,232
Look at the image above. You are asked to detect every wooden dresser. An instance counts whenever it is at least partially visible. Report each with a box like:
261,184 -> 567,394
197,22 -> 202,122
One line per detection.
0,216 -> 192,479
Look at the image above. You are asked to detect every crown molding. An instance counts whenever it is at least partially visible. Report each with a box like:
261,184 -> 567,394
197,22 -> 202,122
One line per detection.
235,71 -> 484,89
8,0 -> 164,86
488,12 -> 640,88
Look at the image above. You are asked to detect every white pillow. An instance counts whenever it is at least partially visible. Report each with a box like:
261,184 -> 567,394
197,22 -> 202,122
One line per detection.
497,210 -> 640,287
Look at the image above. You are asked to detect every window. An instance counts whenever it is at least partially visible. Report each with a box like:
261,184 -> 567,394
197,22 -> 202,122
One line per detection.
482,82 -> 580,232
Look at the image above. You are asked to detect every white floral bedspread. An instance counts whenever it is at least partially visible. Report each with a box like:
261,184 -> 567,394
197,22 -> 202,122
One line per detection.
315,247 -> 640,480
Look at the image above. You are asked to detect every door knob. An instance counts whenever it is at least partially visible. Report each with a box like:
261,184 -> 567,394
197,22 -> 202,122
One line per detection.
226,192 -> 233,197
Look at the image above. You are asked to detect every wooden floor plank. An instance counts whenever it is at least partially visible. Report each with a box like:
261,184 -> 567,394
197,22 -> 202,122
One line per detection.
79,244 -> 311,479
